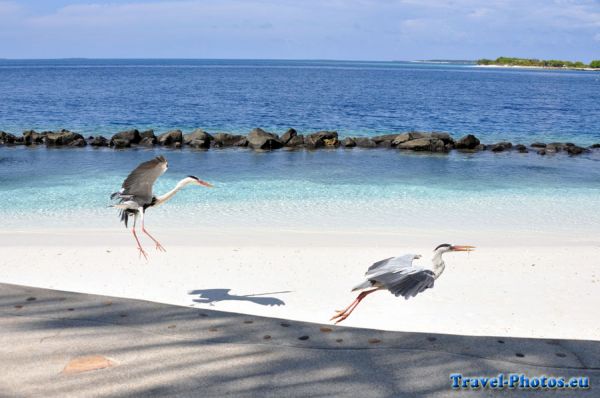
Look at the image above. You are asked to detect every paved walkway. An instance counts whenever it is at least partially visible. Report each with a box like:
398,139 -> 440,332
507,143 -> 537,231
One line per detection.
1,283 -> 598,397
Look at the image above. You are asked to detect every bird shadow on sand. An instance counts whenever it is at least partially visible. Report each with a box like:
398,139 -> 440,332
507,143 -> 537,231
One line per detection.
188,288 -> 289,306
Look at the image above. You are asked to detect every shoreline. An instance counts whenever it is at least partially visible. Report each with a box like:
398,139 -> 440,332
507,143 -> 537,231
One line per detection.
2,225 -> 597,247
475,64 -> 599,71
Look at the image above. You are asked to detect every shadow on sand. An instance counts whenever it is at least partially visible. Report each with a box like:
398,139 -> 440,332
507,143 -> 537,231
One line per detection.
188,288 -> 289,306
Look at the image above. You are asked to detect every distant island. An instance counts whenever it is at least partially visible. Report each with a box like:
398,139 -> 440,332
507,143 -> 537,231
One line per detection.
477,57 -> 600,70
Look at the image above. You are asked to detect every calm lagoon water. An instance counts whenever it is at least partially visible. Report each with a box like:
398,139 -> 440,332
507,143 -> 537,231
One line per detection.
1,145 -> 599,233
0,60 -> 599,233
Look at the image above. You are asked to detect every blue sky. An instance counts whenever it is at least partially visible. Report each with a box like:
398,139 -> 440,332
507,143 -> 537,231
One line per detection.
1,0 -> 599,61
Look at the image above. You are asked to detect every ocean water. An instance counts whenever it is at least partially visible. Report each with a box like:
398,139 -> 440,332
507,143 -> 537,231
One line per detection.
1,145 -> 599,233
1,60 -> 599,234
0,59 -> 599,145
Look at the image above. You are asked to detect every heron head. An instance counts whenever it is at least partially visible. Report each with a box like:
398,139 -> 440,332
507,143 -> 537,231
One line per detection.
187,175 -> 214,188
434,243 -> 475,253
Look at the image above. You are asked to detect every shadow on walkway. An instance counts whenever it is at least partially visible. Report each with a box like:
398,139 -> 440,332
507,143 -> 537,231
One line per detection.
2,283 -> 599,397
188,288 -> 289,306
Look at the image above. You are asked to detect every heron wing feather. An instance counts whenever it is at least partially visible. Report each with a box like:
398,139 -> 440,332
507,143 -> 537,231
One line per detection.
120,156 -> 168,204
365,254 -> 418,278
370,269 -> 435,299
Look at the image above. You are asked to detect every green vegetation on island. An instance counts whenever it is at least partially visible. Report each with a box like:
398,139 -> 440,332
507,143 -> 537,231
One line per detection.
477,57 -> 600,69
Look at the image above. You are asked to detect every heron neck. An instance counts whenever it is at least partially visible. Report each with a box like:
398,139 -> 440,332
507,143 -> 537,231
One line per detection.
155,179 -> 189,206
431,252 -> 446,279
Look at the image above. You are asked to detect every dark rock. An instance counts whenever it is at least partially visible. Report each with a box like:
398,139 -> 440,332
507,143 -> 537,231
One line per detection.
0,131 -> 17,144
212,133 -> 247,148
531,142 -> 546,148
90,136 -> 109,147
247,128 -> 283,150
566,145 -> 586,155
342,137 -> 356,148
546,143 -> 564,153
406,132 -> 430,140
23,130 -> 46,145
355,137 -> 377,148
138,130 -> 157,145
491,142 -> 512,152
45,130 -> 85,146
372,134 -> 399,142
371,134 -> 399,147
398,138 -> 431,151
189,139 -> 209,149
139,137 -> 156,147
140,129 -> 155,139
431,132 -> 454,144
537,149 -> 547,156
112,138 -> 131,148
391,133 -> 411,146
430,139 -> 447,152
88,136 -> 94,140
305,131 -> 339,149
455,134 -> 480,149
589,143 -> 600,149
514,144 -> 528,153
157,129 -> 183,146
391,131 -> 453,146
110,129 -> 141,145
280,128 -> 298,145
68,137 -> 87,147
285,135 -> 304,148
398,138 -> 447,152
184,129 -> 213,148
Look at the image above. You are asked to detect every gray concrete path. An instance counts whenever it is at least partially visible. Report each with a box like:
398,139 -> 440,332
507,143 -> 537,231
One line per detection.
0,283 -> 598,397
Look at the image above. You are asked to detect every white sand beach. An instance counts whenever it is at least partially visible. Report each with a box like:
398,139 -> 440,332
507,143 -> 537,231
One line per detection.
2,226 -> 598,341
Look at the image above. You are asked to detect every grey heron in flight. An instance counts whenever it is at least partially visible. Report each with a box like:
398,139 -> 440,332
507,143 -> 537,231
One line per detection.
111,155 -> 213,259
331,244 -> 475,324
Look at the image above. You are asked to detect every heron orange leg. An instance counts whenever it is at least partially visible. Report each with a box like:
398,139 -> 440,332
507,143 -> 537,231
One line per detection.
330,288 -> 378,324
141,216 -> 166,252
132,228 -> 148,260
131,213 -> 148,260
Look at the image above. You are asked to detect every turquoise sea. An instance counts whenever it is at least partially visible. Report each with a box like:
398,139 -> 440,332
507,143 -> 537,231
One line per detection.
0,60 -> 599,233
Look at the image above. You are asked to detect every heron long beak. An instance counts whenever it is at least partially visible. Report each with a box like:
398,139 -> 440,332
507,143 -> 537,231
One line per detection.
198,180 -> 214,188
451,245 -> 475,252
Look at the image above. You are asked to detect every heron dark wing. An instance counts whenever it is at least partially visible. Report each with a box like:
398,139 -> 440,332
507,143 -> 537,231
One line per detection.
120,156 -> 168,204
371,270 -> 435,299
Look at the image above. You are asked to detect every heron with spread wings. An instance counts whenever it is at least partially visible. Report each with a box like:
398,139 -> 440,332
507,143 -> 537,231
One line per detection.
110,155 -> 213,259
331,243 -> 475,324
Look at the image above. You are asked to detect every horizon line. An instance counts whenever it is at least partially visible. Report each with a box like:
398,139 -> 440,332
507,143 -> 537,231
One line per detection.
0,57 -> 478,63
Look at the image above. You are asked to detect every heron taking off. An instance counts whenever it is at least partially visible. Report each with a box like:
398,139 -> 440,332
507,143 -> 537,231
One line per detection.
330,244 -> 475,324
110,155 -> 213,259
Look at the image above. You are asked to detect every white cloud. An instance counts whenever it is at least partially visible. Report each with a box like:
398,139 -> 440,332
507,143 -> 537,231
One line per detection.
1,0 -> 599,60
26,1 -> 298,28
0,1 -> 21,17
